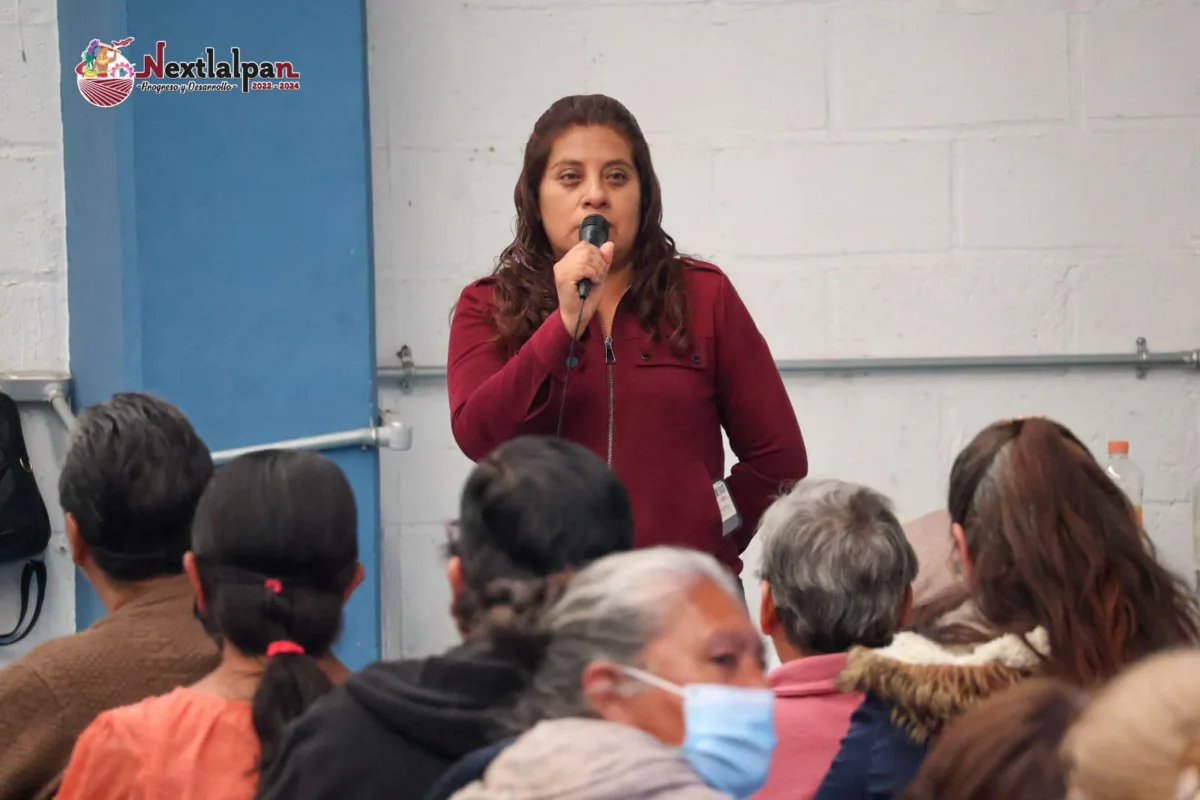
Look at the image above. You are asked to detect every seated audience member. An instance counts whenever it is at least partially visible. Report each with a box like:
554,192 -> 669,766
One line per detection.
256,435 -> 636,800
449,546 -> 775,800
56,449 -> 363,799
901,509 -> 960,604
815,417 -> 1200,800
0,392 -> 218,800
1063,649 -> 1200,800
754,479 -> 918,800
902,678 -> 1086,800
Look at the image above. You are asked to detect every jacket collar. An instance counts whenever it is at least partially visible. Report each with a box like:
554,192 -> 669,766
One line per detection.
768,652 -> 848,698
90,574 -> 197,628
837,623 -> 1049,744
465,717 -> 723,799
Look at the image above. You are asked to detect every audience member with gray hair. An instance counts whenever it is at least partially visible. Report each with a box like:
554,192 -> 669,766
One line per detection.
754,478 -> 918,800
446,546 -> 776,800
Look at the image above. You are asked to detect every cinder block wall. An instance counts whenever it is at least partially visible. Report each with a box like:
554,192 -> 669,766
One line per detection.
0,0 -> 73,663
369,0 -> 1200,657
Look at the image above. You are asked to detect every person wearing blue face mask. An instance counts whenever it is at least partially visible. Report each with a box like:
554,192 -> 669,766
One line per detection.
617,665 -> 778,798
438,547 -> 777,800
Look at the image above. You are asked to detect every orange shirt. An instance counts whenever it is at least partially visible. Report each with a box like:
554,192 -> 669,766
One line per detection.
57,687 -> 259,800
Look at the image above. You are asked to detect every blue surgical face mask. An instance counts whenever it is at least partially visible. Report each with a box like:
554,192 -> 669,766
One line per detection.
621,665 -> 777,799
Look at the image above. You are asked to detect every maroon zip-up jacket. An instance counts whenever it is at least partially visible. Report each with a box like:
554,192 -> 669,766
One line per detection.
446,259 -> 808,575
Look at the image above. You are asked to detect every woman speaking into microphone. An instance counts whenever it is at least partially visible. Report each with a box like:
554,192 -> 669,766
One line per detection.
446,94 -> 807,578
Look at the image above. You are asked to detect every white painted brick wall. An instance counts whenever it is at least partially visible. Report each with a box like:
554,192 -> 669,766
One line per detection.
1083,9 -> 1200,119
960,132 -> 1195,248
0,0 -> 73,665
369,0 -> 1200,658
835,11 -> 1071,129
715,142 -> 952,255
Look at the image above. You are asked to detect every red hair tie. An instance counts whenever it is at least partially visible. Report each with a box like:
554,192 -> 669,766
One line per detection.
266,640 -> 305,657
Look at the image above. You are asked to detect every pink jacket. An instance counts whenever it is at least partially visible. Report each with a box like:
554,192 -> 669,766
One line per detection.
755,653 -> 863,800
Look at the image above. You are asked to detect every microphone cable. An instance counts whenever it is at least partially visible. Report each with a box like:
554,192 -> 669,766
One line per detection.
555,215 -> 606,440
555,289 -> 588,439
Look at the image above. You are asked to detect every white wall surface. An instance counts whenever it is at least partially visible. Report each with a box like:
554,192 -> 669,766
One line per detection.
369,0 -> 1200,658
0,0 -> 74,664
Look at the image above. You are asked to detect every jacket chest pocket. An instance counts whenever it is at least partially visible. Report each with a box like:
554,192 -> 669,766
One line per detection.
629,337 -> 716,405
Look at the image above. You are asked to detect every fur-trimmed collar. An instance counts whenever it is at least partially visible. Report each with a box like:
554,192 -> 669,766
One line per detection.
838,626 -> 1049,745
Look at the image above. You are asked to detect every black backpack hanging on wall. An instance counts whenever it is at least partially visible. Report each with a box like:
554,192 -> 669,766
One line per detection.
0,391 -> 50,645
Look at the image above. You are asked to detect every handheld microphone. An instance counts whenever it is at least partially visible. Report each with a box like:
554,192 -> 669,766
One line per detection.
577,214 -> 610,299
555,214 -> 609,439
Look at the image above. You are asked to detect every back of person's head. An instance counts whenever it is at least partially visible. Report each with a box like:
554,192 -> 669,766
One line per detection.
448,435 -> 635,633
947,417 -> 1199,685
758,478 -> 918,656
184,449 -> 361,773
1063,649 -> 1200,800
903,678 -> 1086,800
58,392 -> 213,583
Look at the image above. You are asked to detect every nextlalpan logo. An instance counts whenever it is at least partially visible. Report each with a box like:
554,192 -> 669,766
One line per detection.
76,37 -> 302,107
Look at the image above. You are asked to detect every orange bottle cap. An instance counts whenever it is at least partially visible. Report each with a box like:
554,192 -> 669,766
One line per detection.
1108,440 -> 1129,455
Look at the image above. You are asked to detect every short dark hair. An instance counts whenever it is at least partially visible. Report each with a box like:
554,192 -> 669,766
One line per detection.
449,436 -> 635,631
58,392 -> 213,582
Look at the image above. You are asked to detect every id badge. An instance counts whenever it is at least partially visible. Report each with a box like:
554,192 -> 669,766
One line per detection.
713,479 -> 741,537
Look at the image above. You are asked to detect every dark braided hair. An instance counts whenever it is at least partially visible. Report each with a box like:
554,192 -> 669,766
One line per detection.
445,435 -> 635,636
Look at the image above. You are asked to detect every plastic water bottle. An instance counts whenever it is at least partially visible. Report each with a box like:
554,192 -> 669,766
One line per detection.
1104,441 -> 1144,528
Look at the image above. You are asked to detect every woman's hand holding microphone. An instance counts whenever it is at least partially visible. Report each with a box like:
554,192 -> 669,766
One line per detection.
555,238 -> 614,339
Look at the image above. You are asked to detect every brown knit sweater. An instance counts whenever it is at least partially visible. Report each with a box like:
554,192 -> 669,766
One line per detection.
0,575 -> 220,800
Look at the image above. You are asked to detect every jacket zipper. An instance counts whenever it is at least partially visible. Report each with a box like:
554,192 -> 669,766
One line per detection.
600,319 -> 615,467
599,288 -> 628,468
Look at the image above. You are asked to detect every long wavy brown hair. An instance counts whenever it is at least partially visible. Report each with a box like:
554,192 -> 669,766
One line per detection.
489,94 -> 690,355
943,417 -> 1200,686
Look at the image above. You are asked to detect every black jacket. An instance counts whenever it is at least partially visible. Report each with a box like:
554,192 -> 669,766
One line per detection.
256,644 -> 527,800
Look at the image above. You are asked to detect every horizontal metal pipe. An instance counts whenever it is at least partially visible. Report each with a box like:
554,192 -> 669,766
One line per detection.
26,380 -> 415,464
212,428 -> 380,465
772,350 -> 1200,374
378,364 -> 447,381
379,339 -> 1200,388
209,417 -> 412,465
0,372 -> 72,404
